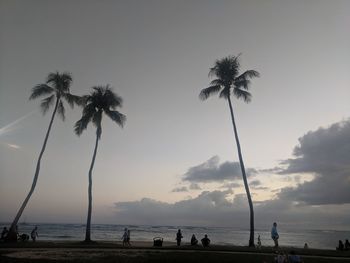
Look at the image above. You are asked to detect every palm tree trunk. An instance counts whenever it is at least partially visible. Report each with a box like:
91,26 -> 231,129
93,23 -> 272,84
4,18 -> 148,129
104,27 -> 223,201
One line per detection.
84,130 -> 100,242
8,97 -> 60,241
227,96 -> 255,247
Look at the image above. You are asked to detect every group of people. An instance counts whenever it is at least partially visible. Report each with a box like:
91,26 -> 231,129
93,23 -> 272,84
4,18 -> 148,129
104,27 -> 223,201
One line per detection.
337,239 -> 350,251
1,226 -> 38,242
176,229 -> 210,247
121,228 -> 131,246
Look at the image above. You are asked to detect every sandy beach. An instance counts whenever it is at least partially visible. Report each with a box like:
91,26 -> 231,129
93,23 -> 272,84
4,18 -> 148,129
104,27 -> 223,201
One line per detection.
1,241 -> 350,263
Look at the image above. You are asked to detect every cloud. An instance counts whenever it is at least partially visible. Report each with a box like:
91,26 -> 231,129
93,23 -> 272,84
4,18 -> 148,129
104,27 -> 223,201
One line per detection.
171,186 -> 188,193
250,180 -> 261,187
0,111 -> 35,137
277,120 -> 350,205
220,182 -> 241,189
189,183 -> 201,190
114,190 -> 350,228
114,190 -> 241,226
0,142 -> 21,149
249,180 -> 269,190
7,143 -> 20,149
183,156 -> 256,183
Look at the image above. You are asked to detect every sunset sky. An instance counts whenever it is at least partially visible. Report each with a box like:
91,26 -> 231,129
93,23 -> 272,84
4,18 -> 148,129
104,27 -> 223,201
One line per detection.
0,0 -> 349,230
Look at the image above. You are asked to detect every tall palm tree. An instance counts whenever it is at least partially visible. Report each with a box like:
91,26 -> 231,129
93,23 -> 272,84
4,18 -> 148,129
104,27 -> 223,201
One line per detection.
199,55 -> 259,247
8,72 -> 81,241
74,85 -> 126,242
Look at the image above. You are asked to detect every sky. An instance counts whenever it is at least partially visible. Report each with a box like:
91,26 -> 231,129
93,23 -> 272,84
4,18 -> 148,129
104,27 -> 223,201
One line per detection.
0,0 -> 349,230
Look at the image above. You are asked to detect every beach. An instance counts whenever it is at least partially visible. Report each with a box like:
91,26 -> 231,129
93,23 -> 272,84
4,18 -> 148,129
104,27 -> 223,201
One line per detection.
1,241 -> 350,263
2,223 -> 348,250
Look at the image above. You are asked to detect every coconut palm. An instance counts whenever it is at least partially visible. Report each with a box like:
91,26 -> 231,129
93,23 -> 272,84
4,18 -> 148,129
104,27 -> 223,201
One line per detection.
8,72 -> 81,241
199,55 -> 259,247
74,85 -> 126,242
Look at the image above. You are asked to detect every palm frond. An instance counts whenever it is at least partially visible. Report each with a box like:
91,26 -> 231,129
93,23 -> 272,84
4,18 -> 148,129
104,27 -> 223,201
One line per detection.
40,95 -> 55,114
199,85 -> 221,100
234,79 -> 251,90
47,71 -> 73,93
209,55 -> 241,80
74,104 -> 96,136
57,100 -> 65,121
30,84 -> 54,100
235,70 -> 260,82
219,87 -> 230,99
105,110 -> 126,127
233,88 -> 252,103
210,78 -> 225,86
103,85 -> 123,109
92,111 -> 103,139
62,93 -> 84,108
234,70 -> 259,90
75,86 -> 126,137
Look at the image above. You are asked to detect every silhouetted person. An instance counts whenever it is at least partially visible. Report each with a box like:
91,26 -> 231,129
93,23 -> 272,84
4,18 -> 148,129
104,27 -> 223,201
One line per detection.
1,227 -> 9,241
31,226 -> 38,242
191,234 -> 198,245
288,250 -> 302,263
201,234 -> 210,247
127,229 -> 131,246
345,239 -> 350,251
303,243 -> 308,249
176,229 -> 183,246
271,222 -> 279,248
257,234 -> 262,248
122,228 -> 128,246
337,240 -> 344,251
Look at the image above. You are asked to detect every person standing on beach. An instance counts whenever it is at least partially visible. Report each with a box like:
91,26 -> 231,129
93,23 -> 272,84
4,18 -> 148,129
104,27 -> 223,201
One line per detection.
176,229 -> 183,246
257,234 -> 262,248
271,222 -> 279,248
122,228 -> 128,246
30,226 -> 38,242
127,229 -> 131,246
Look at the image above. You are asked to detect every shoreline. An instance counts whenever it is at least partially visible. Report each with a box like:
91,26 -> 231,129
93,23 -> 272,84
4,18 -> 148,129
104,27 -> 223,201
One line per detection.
1,241 -> 350,261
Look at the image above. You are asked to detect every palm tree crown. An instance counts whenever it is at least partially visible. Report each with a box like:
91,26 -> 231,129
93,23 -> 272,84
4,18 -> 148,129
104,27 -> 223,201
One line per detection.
75,85 -> 126,138
199,55 -> 259,102
29,71 -> 81,119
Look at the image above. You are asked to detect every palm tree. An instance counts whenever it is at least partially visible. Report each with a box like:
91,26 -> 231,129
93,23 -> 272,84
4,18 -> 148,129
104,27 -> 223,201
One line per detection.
199,55 -> 259,247
74,85 -> 126,242
8,72 -> 81,241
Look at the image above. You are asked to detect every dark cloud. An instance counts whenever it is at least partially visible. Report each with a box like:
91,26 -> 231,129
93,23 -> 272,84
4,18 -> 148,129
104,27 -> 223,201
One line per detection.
183,156 -> 256,183
114,190 -> 237,226
172,186 -> 188,193
114,190 -> 350,228
249,180 -> 269,190
250,180 -> 261,187
277,120 -> 350,205
189,183 -> 201,190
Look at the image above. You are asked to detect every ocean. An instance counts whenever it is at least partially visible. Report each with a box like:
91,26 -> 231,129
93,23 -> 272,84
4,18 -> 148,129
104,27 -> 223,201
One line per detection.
1,223 -> 349,250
